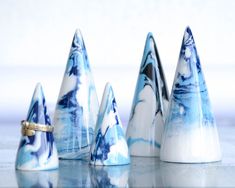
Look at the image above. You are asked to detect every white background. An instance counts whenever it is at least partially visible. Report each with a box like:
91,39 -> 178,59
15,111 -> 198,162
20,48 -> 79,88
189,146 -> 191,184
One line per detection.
0,0 -> 235,124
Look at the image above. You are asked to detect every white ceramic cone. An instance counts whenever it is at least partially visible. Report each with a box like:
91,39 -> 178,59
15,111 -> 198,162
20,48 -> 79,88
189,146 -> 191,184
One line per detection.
126,32 -> 169,157
90,83 -> 130,165
15,83 -> 59,170
160,27 -> 221,163
53,29 -> 99,159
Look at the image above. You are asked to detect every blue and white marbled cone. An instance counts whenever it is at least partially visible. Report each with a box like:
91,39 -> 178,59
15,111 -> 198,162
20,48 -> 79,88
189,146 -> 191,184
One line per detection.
15,83 -> 59,170
53,29 -> 99,159
160,27 -> 221,163
90,83 -> 130,166
126,33 -> 169,157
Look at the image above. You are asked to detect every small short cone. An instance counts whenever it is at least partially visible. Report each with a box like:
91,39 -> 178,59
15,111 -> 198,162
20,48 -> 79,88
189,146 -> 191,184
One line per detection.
126,33 -> 169,157
53,29 -> 99,159
90,83 -> 130,166
160,27 -> 221,163
15,83 -> 59,170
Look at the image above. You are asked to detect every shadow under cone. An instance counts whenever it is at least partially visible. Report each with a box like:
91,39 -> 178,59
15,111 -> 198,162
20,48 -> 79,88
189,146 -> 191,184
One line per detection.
53,29 -> 99,159
126,33 -> 169,157
160,27 -> 221,163
90,83 -> 130,165
15,83 -> 59,170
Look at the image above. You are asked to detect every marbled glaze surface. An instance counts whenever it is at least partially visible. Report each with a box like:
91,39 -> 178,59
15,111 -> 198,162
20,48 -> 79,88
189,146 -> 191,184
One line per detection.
90,83 -> 130,165
15,83 -> 58,170
53,30 -> 99,159
160,27 -> 221,163
126,33 -> 169,157
0,119 -> 235,187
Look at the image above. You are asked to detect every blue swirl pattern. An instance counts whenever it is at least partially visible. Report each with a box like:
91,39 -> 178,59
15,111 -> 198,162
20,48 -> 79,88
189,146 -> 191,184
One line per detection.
90,83 -> 130,165
15,83 -> 59,170
53,30 -> 99,159
160,27 -> 221,163
126,33 -> 169,157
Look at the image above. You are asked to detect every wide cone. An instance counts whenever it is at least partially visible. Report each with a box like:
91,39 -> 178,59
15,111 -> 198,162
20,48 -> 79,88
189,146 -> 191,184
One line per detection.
53,29 -> 99,159
160,27 -> 221,163
90,83 -> 130,165
126,32 -> 169,157
15,83 -> 59,170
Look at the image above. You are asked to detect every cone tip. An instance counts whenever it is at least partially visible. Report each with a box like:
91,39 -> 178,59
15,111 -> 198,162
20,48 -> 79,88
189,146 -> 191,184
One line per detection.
104,82 -> 112,90
146,32 -> 155,43
147,32 -> 154,38
74,28 -> 83,38
35,82 -> 42,91
33,83 -> 44,98
184,26 -> 193,37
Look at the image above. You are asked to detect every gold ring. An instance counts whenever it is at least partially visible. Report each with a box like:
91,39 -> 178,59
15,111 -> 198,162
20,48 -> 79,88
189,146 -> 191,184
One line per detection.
21,120 -> 54,136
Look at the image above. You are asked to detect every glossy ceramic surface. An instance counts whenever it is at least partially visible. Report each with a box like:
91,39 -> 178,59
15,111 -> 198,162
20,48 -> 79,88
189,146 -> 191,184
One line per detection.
126,33 -> 169,157
160,27 -> 221,163
15,83 -> 59,170
53,30 -> 99,159
90,83 -> 130,165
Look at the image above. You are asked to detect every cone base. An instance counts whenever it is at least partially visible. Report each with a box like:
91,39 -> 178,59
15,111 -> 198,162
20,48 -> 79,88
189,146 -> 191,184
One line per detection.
58,146 -> 90,160
128,141 -> 160,157
15,165 -> 59,171
89,160 -> 130,166
15,158 -> 59,171
160,124 -> 222,163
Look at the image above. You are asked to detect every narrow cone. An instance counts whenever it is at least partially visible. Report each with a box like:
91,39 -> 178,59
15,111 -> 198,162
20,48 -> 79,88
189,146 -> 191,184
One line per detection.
90,83 -> 130,166
126,33 -> 169,157
53,29 -> 99,159
160,27 -> 221,163
15,83 -> 59,170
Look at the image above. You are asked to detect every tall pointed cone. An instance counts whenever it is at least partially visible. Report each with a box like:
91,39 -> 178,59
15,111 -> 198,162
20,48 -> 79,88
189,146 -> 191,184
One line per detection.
160,27 -> 221,163
90,83 -> 130,166
15,83 -> 59,170
53,29 -> 99,159
126,33 -> 169,157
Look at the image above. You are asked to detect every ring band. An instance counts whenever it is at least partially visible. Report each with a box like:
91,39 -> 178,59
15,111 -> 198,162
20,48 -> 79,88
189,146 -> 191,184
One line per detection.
21,120 -> 54,136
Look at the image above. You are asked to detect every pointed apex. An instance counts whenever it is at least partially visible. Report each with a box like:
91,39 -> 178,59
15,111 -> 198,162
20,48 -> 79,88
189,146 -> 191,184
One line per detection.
35,82 -> 42,91
90,83 -> 130,165
104,82 -> 112,92
26,83 -> 51,125
74,28 -> 83,39
104,82 -> 113,98
146,32 -> 154,39
31,82 -> 44,102
70,29 -> 84,50
182,26 -> 195,46
144,32 -> 156,52
185,26 -> 192,34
